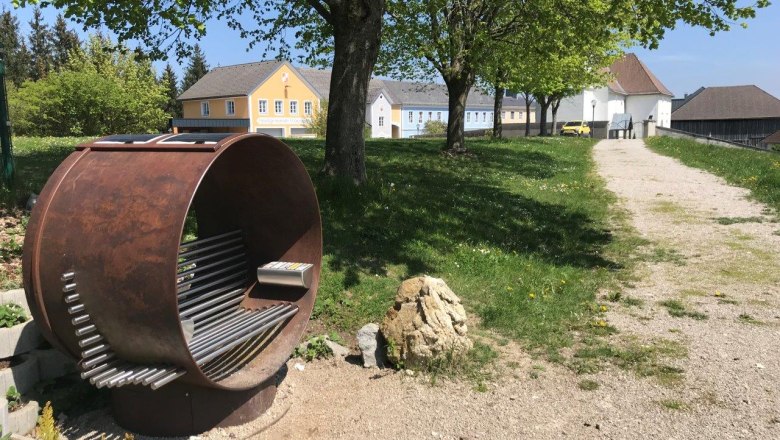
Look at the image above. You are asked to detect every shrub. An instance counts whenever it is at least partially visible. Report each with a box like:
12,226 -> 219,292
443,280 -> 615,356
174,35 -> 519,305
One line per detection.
305,100 -> 328,138
36,401 -> 60,440
424,120 -> 447,136
293,335 -> 333,361
0,303 -> 27,328
6,386 -> 21,412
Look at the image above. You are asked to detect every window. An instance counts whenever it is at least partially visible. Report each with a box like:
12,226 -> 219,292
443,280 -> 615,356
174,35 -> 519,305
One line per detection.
304,101 -> 313,115
502,111 -> 506,120
437,112 -> 442,121
408,111 -> 413,123
483,112 -> 486,122
258,100 -> 268,114
519,112 -> 524,120
274,100 -> 283,115
418,112 -> 423,123
510,111 -> 515,120
466,112 -> 471,122
200,101 -> 210,117
428,111 -> 432,121
225,100 -> 235,116
290,100 -> 298,115
489,113 -> 493,122
378,116 -> 385,127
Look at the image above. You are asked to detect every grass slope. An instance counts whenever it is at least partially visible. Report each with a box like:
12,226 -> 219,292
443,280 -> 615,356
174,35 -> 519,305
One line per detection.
646,137 -> 780,215
3,135 -> 633,359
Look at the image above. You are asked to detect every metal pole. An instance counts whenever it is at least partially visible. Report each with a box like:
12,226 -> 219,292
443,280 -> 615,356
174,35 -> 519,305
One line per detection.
0,42 -> 16,186
591,104 -> 595,139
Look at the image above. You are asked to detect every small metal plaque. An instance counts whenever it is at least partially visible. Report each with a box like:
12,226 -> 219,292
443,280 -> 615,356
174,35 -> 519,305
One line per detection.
257,262 -> 314,289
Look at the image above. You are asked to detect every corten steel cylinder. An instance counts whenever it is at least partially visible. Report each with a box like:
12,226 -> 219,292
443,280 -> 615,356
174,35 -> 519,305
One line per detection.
22,133 -> 322,436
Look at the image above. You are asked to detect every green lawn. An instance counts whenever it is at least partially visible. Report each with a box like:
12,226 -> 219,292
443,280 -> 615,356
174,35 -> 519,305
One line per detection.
2,135 -> 634,359
646,136 -> 780,215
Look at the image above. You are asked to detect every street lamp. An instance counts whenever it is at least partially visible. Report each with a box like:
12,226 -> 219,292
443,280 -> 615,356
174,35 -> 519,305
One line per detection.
590,99 -> 596,139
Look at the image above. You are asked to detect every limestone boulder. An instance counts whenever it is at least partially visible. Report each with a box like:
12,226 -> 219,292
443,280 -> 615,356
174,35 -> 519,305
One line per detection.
380,276 -> 472,368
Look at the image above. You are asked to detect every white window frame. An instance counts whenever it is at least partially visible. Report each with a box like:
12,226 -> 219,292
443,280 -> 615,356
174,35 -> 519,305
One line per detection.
258,99 -> 268,115
304,101 -> 313,116
378,116 -> 384,127
290,100 -> 298,115
437,112 -> 442,121
200,101 -> 210,117
408,111 -> 413,123
428,111 -> 432,121
466,112 -> 471,123
482,112 -> 486,122
225,100 -> 235,116
418,112 -> 423,123
274,100 -> 283,115
510,111 -> 515,120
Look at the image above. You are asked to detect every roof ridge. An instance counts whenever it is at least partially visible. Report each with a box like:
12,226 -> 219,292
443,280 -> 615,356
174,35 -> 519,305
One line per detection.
212,60 -> 282,70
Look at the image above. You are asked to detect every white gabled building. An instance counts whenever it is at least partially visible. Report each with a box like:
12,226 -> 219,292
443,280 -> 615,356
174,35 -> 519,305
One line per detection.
549,53 -> 673,137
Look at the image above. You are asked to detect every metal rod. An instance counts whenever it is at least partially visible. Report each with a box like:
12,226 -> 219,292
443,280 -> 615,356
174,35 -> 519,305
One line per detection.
207,325 -> 280,381
68,304 -> 85,314
83,352 -> 115,369
196,307 -> 298,365
78,334 -> 104,347
142,368 -> 176,386
176,253 -> 246,281
150,370 -> 187,390
132,368 -> 162,385
177,271 -> 246,300
179,286 -> 246,318
202,332 -> 263,377
189,306 -> 287,352
188,296 -> 245,323
189,305 -> 285,351
191,306 -> 294,359
106,369 -> 138,388
64,293 -> 80,303
178,236 -> 243,260
189,309 -> 254,347
61,271 -> 75,282
95,369 -> 131,388
179,230 -> 241,251
81,344 -> 110,358
117,367 -> 151,386
75,324 -> 97,336
89,363 -> 128,383
63,283 -> 77,292
193,307 -> 245,333
80,360 -> 121,379
177,245 -> 245,269
72,314 -> 90,325
177,262 -> 246,292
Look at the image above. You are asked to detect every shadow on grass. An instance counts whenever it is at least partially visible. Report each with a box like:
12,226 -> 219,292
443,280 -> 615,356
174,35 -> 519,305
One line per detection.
289,138 -> 618,292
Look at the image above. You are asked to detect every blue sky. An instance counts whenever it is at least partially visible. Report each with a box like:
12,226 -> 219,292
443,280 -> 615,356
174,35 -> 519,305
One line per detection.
5,1 -> 780,99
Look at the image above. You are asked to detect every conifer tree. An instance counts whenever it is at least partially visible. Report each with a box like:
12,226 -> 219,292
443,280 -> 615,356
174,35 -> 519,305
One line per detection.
160,63 -> 181,118
52,14 -> 80,71
180,44 -> 208,93
28,7 -> 53,81
0,9 -> 31,86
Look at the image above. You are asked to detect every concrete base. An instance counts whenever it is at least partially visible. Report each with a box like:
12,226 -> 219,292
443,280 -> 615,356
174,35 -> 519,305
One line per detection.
0,355 -> 39,395
4,401 -> 39,436
0,322 -> 43,360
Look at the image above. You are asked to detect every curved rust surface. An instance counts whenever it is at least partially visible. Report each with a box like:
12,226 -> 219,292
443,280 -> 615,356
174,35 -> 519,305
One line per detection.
22,133 -> 322,391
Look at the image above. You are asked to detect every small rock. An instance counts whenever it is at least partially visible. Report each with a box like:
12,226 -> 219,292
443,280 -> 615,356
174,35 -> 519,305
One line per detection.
293,363 -> 305,372
405,369 -> 415,377
756,363 -> 765,369
324,339 -> 350,358
357,323 -> 386,368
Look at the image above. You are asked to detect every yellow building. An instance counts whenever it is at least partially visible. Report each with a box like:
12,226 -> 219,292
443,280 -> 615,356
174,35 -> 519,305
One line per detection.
175,60 -> 536,138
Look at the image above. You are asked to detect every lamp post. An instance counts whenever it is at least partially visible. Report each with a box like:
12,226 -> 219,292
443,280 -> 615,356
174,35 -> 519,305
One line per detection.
0,41 -> 15,186
590,99 -> 596,139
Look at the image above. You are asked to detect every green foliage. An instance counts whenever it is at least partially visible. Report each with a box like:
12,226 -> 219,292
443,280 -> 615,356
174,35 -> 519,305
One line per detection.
51,14 -> 80,71
0,8 -> 32,87
9,35 -> 167,136
180,44 -> 209,93
6,386 -> 21,411
27,7 -> 52,81
305,99 -> 328,138
658,300 -> 708,320
647,137 -> 780,215
0,303 -> 27,328
293,335 -> 333,361
578,379 -> 599,391
36,401 -> 60,440
423,120 -> 446,136
160,63 -> 181,119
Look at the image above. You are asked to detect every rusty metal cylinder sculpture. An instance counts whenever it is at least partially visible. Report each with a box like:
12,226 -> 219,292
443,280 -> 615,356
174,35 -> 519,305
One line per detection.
22,133 -> 322,436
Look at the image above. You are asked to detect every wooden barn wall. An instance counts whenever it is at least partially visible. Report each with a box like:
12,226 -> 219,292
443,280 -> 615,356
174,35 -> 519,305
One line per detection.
671,118 -> 780,147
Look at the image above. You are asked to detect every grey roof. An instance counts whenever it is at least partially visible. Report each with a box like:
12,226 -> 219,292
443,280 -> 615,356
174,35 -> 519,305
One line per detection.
672,85 -> 780,120
179,60 -> 532,108
178,60 -> 286,100
671,87 -> 705,112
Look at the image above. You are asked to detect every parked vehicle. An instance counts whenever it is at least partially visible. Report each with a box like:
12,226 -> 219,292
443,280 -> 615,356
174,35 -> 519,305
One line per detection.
560,120 -> 591,137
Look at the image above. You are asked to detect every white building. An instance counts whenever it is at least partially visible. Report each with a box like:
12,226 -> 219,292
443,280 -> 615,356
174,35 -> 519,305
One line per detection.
549,53 -> 673,137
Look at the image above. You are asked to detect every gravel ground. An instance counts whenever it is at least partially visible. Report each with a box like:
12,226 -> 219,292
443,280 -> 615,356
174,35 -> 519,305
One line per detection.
61,139 -> 780,439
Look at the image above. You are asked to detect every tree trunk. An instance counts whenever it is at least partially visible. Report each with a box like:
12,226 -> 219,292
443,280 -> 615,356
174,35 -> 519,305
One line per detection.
537,96 -> 551,136
493,84 -> 504,139
551,98 -> 562,136
522,91 -> 533,137
444,72 -> 473,153
321,0 -> 384,184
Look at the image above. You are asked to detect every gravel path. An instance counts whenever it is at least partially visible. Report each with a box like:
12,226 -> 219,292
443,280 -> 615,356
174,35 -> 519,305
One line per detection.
63,139 -> 780,439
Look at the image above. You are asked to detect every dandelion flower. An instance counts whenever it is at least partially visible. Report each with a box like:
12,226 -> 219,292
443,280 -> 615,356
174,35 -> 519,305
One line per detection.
529,292 -> 536,299
600,305 -> 608,312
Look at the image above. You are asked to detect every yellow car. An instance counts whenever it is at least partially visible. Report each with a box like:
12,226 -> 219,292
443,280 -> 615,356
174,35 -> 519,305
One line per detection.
560,120 -> 591,137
